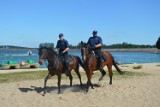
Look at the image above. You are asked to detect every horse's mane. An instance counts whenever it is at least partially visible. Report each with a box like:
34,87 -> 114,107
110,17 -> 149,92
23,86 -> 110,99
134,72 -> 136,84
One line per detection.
81,41 -> 91,48
39,43 -> 54,49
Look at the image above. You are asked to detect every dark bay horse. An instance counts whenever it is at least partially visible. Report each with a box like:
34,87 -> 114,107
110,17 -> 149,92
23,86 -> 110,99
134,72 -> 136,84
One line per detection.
81,41 -> 123,92
38,43 -> 83,94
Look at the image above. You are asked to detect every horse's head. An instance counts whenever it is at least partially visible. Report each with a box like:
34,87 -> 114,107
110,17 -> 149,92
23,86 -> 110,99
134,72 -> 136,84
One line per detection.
38,48 -> 48,65
81,41 -> 92,62
38,43 -> 55,65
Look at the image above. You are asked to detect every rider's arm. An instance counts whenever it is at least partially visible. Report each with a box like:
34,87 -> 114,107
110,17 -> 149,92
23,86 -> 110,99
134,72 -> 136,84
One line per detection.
95,37 -> 103,48
63,47 -> 69,53
63,40 -> 69,53
95,43 -> 102,48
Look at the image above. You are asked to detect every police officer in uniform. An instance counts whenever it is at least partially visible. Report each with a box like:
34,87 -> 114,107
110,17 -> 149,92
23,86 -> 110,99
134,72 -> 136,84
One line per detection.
87,30 -> 103,70
56,33 -> 70,76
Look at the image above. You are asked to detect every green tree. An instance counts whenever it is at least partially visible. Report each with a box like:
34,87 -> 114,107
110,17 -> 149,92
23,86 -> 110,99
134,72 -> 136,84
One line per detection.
156,37 -> 160,49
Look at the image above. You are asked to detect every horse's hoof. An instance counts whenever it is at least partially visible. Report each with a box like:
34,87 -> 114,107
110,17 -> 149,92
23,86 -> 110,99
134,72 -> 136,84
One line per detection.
84,91 -> 88,94
85,88 -> 89,93
80,84 -> 83,87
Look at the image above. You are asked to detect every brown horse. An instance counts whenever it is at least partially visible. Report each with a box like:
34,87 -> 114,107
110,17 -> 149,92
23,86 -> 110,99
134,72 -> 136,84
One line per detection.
81,41 -> 123,92
38,43 -> 83,94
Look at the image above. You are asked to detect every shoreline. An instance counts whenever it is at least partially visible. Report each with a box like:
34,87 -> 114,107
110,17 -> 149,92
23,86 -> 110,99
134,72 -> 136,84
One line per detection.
0,62 -> 159,74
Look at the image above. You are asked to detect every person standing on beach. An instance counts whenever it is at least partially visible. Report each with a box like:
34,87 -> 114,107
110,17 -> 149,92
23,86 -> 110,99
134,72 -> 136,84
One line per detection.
87,30 -> 103,70
27,49 -> 32,56
56,33 -> 70,76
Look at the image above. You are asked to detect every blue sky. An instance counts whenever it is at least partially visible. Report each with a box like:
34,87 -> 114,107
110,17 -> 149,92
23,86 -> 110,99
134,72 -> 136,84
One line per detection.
0,0 -> 160,48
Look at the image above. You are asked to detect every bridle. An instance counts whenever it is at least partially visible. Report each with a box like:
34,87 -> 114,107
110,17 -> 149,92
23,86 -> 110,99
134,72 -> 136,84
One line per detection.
81,45 -> 92,62
39,49 -> 49,67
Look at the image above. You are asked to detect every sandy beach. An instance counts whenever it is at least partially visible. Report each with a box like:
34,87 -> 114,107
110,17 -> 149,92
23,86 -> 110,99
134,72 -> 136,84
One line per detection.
0,63 -> 160,107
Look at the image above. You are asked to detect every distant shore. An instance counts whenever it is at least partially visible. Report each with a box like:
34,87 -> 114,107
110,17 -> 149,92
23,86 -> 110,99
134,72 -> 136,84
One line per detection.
0,48 -> 160,54
71,48 -> 160,54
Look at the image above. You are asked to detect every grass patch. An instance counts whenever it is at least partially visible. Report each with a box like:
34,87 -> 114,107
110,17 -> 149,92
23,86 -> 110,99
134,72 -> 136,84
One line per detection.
0,70 -> 148,84
156,65 -> 160,66
0,70 -> 47,84
133,65 -> 143,69
93,70 -> 148,79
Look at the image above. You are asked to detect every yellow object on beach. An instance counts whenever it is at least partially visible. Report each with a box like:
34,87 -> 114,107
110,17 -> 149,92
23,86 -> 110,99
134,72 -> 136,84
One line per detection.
20,62 -> 26,66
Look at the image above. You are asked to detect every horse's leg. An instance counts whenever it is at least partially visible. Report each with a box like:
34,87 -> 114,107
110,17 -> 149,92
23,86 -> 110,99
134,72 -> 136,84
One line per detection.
107,64 -> 113,85
43,74 -> 52,96
99,69 -> 106,81
75,67 -> 83,87
86,70 -> 94,92
57,74 -> 62,94
68,71 -> 73,87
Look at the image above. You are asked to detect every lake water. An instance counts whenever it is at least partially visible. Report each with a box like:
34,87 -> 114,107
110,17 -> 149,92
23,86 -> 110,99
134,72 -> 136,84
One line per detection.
0,49 -> 160,68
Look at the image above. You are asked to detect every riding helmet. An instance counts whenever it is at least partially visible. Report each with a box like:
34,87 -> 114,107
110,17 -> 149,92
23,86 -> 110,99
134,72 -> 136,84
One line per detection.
92,30 -> 98,35
59,33 -> 64,38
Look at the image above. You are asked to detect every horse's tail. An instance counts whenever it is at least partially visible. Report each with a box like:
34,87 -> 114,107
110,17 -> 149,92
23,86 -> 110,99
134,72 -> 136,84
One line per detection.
76,56 -> 84,68
113,59 -> 123,75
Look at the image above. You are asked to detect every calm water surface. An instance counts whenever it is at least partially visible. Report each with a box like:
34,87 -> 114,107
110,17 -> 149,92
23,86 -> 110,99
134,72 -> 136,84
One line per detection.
0,50 -> 160,68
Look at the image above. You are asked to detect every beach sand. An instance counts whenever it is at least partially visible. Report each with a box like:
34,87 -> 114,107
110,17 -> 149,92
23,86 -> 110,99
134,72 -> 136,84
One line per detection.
0,63 -> 160,107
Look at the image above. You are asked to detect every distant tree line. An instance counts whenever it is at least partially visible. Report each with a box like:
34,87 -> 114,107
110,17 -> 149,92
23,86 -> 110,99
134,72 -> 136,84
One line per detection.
69,42 -> 156,49
1,37 -> 160,49
0,45 -> 32,49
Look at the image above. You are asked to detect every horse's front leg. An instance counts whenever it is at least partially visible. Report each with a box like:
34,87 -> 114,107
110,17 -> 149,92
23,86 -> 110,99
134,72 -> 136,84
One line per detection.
86,70 -> 94,92
43,74 -> 52,96
57,74 -> 62,94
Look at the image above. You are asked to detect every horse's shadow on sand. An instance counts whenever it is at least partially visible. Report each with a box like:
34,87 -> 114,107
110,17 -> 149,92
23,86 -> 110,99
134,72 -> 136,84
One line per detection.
19,84 -> 85,94
18,84 -> 100,94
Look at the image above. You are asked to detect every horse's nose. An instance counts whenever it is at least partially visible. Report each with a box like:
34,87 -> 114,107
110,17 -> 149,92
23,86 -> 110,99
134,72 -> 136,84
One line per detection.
82,56 -> 86,61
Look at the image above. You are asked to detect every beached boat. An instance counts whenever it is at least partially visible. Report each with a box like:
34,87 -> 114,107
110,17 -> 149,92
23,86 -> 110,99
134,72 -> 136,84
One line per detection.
27,60 -> 40,68
0,64 -> 10,70
30,63 -> 40,68
20,62 -> 30,69
7,61 -> 20,69
10,64 -> 20,69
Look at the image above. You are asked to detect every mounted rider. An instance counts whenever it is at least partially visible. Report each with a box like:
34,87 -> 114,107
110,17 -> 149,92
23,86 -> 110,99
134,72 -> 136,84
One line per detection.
56,33 -> 70,76
87,30 -> 103,70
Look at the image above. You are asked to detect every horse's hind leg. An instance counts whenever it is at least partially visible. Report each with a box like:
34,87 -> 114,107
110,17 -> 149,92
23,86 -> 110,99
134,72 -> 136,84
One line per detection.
68,71 -> 73,87
75,68 -> 83,87
107,64 -> 113,85
99,69 -> 106,81
43,74 -> 52,96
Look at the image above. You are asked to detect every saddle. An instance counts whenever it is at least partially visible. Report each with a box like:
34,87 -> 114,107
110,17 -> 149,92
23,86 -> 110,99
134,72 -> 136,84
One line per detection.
68,56 -> 74,65
92,51 -> 107,62
59,55 -> 74,65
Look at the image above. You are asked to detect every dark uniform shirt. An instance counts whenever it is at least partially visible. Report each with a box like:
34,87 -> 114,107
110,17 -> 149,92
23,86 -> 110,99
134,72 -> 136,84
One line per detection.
56,39 -> 69,54
87,36 -> 103,50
